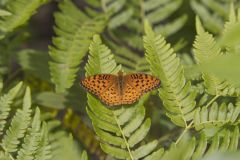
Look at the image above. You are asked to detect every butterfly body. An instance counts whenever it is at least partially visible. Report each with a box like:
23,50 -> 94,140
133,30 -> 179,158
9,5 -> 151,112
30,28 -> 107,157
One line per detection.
80,72 -> 160,106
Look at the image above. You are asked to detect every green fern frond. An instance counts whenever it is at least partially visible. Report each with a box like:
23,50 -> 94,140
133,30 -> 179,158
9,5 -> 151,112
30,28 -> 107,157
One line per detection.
59,108 -> 106,159
34,123 -> 52,160
49,0 -> 107,93
0,84 -> 51,160
0,82 -> 22,136
193,17 -> 240,96
223,3 -> 238,34
50,134 -> 83,160
190,0 -> 228,34
194,102 -> 240,131
144,0 -> 187,37
102,0 -> 133,29
1,87 -> 32,152
0,9 -> 11,16
80,151 -> 88,160
144,21 -> 196,127
153,126 -> 239,160
222,3 -> 240,54
16,108 -> 42,160
84,35 -> 160,159
0,0 -> 47,39
112,45 -> 149,73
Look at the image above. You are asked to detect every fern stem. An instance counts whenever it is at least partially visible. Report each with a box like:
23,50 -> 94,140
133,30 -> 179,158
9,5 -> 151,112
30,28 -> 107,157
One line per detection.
2,146 -> 15,160
113,110 -> 134,160
205,95 -> 219,108
175,121 -> 194,145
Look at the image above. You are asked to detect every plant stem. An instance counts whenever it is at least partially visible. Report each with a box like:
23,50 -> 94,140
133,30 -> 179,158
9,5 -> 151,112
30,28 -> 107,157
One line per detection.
175,121 -> 193,145
113,111 -> 134,160
205,95 -> 219,108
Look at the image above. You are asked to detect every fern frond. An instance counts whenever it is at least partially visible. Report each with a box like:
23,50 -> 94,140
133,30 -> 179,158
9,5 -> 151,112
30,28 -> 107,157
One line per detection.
102,0 -> 133,29
193,17 -> 240,96
194,102 -> 240,131
49,0 -> 107,93
223,3 -> 238,34
111,44 -> 149,73
190,0 -> 227,34
0,82 -> 22,136
144,21 -> 196,127
50,135 -> 82,160
34,123 -> 52,160
152,126 -> 239,160
80,151 -> 88,160
84,35 -> 160,159
60,108 -> 106,159
0,9 -> 11,16
16,108 -> 42,160
222,3 -> 240,54
1,87 -> 32,152
0,0 -> 47,39
144,0 -> 187,37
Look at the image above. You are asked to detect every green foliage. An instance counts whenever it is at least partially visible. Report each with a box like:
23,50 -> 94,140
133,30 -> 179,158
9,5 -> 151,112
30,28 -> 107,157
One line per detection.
0,83 -> 51,160
1,0 -> 240,160
49,0 -> 107,93
143,0 -> 188,37
45,114 -> 88,160
0,0 -> 47,39
144,21 -> 196,127
194,101 -> 240,131
85,35 -> 160,159
193,14 -> 240,96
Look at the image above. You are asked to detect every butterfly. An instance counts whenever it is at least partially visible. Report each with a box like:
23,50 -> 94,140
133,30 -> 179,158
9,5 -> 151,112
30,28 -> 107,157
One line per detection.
80,71 -> 160,106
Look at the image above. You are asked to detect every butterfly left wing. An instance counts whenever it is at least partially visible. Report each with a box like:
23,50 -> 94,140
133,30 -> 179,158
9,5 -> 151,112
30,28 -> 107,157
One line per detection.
80,74 -> 117,95
121,73 -> 160,104
121,83 -> 143,105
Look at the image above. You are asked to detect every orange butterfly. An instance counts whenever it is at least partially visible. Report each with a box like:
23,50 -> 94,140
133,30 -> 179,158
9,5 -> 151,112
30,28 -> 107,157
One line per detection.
80,72 -> 160,106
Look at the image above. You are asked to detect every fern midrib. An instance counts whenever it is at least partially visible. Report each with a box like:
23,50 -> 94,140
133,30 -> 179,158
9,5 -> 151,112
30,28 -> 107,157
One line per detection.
113,111 -> 134,160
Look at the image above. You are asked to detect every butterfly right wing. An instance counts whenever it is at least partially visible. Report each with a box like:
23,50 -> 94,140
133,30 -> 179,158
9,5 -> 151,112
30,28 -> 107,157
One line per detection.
98,82 -> 122,106
121,73 -> 160,105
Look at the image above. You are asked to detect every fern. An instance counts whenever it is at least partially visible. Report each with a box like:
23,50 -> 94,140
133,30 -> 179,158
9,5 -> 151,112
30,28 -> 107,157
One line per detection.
144,21 -> 196,127
1,87 -> 32,152
194,101 -> 240,131
47,118 -> 87,160
0,0 -> 47,39
84,35 -> 160,159
158,126 -> 239,160
190,0 -> 228,34
49,0 -> 107,93
143,0 -> 187,37
0,82 -> 22,135
59,108 -> 106,159
16,109 -> 51,160
0,83 -> 51,160
102,0 -> 134,29
193,16 -> 240,96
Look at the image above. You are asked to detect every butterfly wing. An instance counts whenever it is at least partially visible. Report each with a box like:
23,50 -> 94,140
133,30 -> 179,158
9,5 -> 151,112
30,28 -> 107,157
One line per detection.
80,74 -> 117,95
122,73 -> 160,104
80,74 -> 122,106
98,82 -> 122,106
